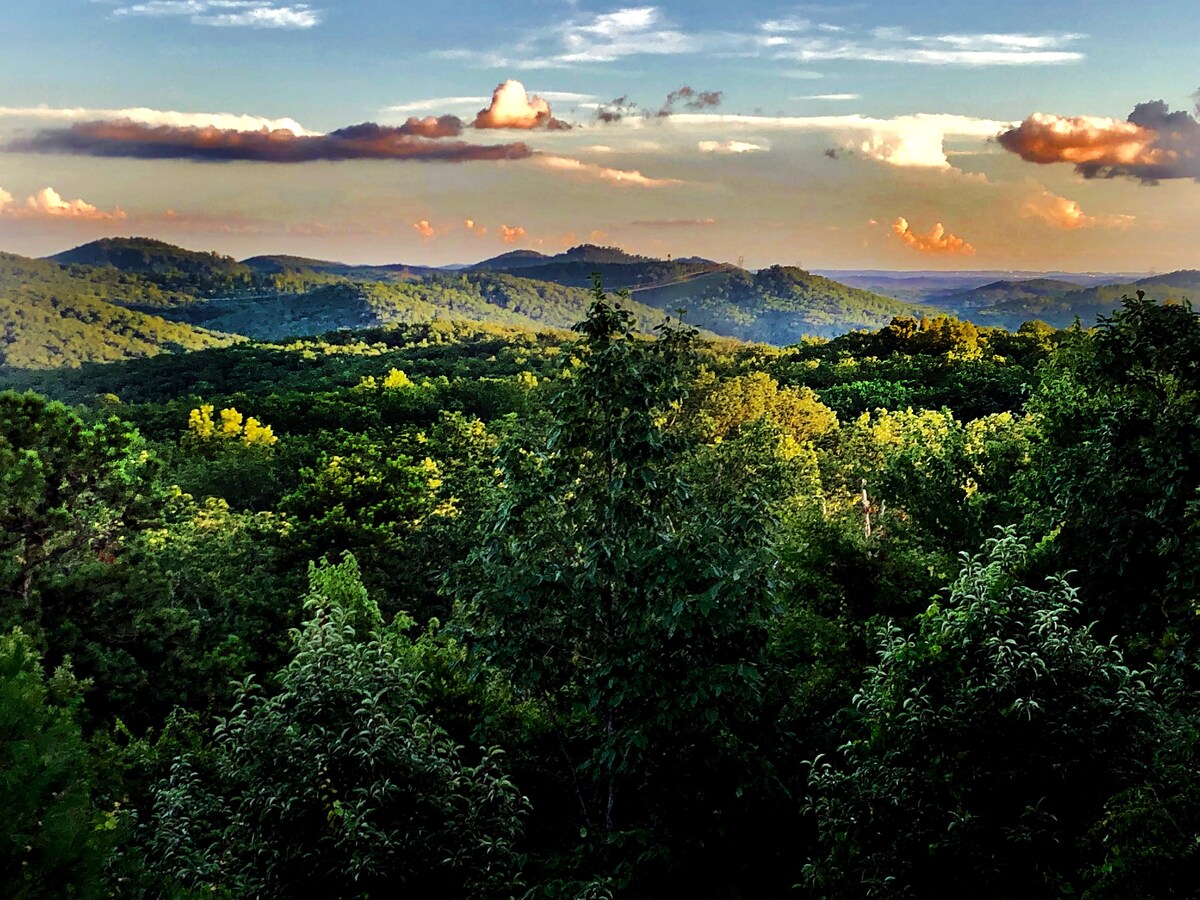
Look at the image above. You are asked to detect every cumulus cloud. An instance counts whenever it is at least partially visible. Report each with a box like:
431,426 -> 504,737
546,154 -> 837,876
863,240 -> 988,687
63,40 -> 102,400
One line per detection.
891,216 -> 975,255
464,218 -> 488,236
500,224 -> 527,243
672,112 -> 1010,169
0,186 -> 126,221
536,155 -> 680,187
0,105 -> 319,135
412,219 -> 436,240
1022,189 -> 1135,229
8,120 -> 533,163
698,140 -> 766,154
473,81 -> 571,130
997,100 -> 1200,182
111,1 -> 321,29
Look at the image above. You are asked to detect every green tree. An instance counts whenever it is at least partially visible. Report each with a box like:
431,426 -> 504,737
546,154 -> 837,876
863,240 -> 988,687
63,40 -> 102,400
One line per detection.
458,282 -> 783,890
147,554 -> 527,898
0,628 -> 104,899
805,530 -> 1167,897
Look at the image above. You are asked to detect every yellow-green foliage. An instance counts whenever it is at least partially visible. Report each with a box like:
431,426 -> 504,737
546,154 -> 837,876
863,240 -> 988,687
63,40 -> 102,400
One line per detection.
188,404 -> 277,447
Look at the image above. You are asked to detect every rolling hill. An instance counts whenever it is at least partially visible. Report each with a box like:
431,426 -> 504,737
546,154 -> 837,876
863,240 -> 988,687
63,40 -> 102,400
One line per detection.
0,252 -> 236,369
49,237 -> 256,297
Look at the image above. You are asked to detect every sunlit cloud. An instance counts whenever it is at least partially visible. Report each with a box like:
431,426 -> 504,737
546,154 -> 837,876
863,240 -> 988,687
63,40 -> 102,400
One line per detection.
473,80 -> 571,130
0,105 -> 319,135
500,224 -> 527,243
536,154 -> 681,186
998,102 -> 1200,182
1022,189 -> 1135,229
697,140 -> 766,154
672,112 -> 1011,169
464,218 -> 488,236
412,219 -> 436,240
0,185 -> 127,221
891,216 -> 975,255
110,0 -> 321,28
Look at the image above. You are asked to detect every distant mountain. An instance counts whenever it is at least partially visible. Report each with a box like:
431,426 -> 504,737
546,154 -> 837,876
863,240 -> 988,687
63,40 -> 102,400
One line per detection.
242,255 -> 444,281
0,252 -> 235,369
931,278 -> 1086,310
472,244 -> 726,291
631,265 -> 931,342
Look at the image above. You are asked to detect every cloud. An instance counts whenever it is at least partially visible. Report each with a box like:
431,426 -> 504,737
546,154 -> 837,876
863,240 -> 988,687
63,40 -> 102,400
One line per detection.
657,86 -> 723,117
111,1 -> 321,28
629,217 -> 716,227
765,25 -> 1084,65
595,95 -> 638,124
1022,189 -> 1135,229
698,140 -> 766,153
548,6 -> 704,64
500,224 -> 527,243
536,155 -> 680,187
412,219 -> 436,240
397,115 -> 464,138
0,186 -> 126,221
0,105 -> 319,135
8,119 -> 534,163
464,218 -> 488,236
796,93 -> 861,101
997,101 -> 1200,182
671,112 -> 1010,168
891,216 -> 975,255
473,81 -> 571,130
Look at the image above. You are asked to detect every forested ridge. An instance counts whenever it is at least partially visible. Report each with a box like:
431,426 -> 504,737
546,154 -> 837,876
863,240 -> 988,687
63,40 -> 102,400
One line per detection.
4,276 -> 1200,897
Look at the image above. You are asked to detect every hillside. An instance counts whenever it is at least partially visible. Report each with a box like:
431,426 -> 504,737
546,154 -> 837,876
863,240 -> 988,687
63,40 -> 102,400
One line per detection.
631,265 -> 930,342
49,237 -> 255,297
471,244 -> 724,290
140,271 -> 681,341
0,252 -> 235,369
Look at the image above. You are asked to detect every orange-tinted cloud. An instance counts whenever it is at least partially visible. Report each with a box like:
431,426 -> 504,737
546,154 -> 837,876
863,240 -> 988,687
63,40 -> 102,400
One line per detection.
464,218 -> 488,236
1022,190 -> 1135,229
891,216 -> 975,255
473,81 -> 571,131
9,119 -> 533,163
500,224 -> 527,243
412,219 -> 436,240
537,155 -> 680,187
997,101 -> 1200,182
0,185 -> 126,221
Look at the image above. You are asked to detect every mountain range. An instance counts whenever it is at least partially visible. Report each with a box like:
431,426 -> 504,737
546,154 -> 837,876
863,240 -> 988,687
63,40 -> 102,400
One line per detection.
1,236 -> 1196,369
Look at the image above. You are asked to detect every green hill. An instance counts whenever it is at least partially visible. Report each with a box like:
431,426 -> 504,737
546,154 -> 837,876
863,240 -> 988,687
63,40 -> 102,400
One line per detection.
49,237 -> 255,298
140,271 -> 683,341
471,244 -> 724,289
0,252 -> 236,369
631,266 -> 931,342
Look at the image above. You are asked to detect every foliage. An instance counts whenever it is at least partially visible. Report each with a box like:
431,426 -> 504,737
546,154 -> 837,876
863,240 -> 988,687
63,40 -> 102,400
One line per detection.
147,555 -> 528,898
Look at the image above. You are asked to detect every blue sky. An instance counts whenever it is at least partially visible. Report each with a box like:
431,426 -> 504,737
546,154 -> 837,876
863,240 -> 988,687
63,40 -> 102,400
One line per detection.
1,1 -> 1198,268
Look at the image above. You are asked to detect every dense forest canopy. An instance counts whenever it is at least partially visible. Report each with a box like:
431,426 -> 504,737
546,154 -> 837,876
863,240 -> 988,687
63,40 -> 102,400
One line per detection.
3,270 -> 1200,896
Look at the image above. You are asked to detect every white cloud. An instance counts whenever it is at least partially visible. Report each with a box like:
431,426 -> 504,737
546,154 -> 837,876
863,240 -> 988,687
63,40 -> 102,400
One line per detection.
671,112 -> 1012,168
111,1 -> 320,29
795,93 -> 862,101
0,105 -> 319,135
698,140 -> 767,154
764,23 -> 1084,65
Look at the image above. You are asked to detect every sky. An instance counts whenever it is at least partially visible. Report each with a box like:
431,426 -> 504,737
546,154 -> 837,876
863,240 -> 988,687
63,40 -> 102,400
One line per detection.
0,0 -> 1198,270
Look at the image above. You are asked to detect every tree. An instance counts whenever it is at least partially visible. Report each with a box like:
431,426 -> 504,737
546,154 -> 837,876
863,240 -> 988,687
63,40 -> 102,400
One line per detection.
0,628 -> 104,899
0,391 -> 161,634
458,281 -> 784,890
805,530 -> 1167,897
147,555 -> 527,898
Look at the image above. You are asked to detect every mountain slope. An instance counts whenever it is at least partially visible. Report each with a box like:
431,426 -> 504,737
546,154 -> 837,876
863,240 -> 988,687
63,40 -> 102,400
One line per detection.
49,237 -> 255,298
632,266 -> 930,342
0,253 -> 236,369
